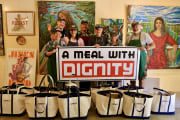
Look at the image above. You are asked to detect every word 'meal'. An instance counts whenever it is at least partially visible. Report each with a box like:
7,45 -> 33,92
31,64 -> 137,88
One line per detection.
62,50 -> 135,59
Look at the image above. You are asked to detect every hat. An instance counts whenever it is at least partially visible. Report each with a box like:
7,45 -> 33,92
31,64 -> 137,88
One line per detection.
51,28 -> 57,33
81,20 -> 88,24
58,17 -> 66,22
110,31 -> 118,36
131,21 -> 139,27
70,25 -> 78,30
95,24 -> 102,29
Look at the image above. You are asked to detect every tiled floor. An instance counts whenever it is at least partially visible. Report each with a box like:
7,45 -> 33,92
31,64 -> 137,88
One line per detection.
0,105 -> 180,120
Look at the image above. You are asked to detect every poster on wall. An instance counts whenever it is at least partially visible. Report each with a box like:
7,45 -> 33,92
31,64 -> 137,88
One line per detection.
6,48 -> 36,87
128,5 -> 180,69
101,18 -> 124,45
38,1 -> 95,74
0,4 -> 4,56
56,47 -> 140,81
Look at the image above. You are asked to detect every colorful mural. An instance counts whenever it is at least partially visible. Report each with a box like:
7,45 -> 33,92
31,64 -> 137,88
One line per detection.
38,1 -> 95,74
128,5 -> 180,69
0,4 -> 4,56
101,18 -> 124,44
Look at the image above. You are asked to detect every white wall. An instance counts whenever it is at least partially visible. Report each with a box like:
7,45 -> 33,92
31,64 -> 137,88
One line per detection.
0,0 -> 180,91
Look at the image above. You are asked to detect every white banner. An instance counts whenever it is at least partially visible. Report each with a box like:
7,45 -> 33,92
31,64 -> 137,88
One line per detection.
56,46 -> 140,81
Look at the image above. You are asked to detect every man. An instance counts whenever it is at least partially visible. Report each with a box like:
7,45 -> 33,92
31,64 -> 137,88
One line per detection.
79,20 -> 91,46
88,24 -> 108,47
126,22 -> 155,87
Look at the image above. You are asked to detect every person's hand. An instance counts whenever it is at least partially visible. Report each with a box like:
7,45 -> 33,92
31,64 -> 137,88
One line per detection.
138,46 -> 146,50
172,54 -> 176,62
52,49 -> 57,53
56,45 -> 60,48
94,44 -> 100,48
47,24 -> 52,32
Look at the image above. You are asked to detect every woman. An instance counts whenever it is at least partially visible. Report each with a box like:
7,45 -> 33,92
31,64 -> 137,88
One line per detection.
148,17 -> 178,69
64,25 -> 84,46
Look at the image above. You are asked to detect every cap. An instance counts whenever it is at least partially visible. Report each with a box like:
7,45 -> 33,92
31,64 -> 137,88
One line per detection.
70,25 -> 78,30
110,31 -> 118,36
57,17 -> 66,22
81,20 -> 88,24
95,24 -> 102,29
131,21 -> 139,27
51,28 -> 57,33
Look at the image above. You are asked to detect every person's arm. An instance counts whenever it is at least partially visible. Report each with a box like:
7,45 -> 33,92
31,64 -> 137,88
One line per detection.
78,38 -> 84,46
145,33 -> 155,50
62,37 -> 69,45
45,49 -> 56,57
167,34 -> 178,62
172,44 -> 178,62
47,24 -> 52,35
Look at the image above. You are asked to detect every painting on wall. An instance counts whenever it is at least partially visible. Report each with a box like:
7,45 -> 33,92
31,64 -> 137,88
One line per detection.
6,48 -> 37,87
128,5 -> 180,69
38,1 -> 95,74
101,18 -> 124,44
6,11 -> 35,35
0,4 -> 4,56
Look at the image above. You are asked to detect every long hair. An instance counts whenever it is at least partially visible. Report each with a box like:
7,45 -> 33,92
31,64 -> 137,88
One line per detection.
57,10 -> 76,31
152,16 -> 166,36
68,29 -> 79,41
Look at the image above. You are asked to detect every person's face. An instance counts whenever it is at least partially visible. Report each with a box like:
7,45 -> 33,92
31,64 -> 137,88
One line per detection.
132,24 -> 139,33
57,21 -> 65,29
55,32 -> 62,41
70,30 -> 77,37
50,33 -> 56,40
95,28 -> 103,36
16,72 -> 25,82
81,23 -> 88,32
111,35 -> 118,42
155,20 -> 163,30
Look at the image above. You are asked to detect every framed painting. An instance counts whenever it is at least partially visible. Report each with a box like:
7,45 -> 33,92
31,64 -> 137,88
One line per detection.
6,11 -> 35,35
101,18 -> 124,44
0,4 -> 4,56
38,1 -> 95,74
128,5 -> 180,69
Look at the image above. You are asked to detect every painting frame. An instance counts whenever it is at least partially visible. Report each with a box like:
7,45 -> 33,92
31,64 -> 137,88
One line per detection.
6,11 -> 35,35
0,4 -> 4,56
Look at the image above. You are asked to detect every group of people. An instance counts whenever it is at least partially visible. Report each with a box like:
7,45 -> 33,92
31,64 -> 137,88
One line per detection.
44,16 -> 178,89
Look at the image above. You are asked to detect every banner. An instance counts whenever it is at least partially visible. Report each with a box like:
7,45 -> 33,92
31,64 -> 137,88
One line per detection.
57,47 -> 140,81
6,48 -> 36,87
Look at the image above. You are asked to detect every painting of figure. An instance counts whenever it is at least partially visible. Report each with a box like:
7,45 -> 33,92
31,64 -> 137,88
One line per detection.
128,5 -> 180,69
38,1 -> 95,74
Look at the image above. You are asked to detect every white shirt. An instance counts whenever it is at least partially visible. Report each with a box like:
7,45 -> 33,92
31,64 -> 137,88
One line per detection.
126,32 -> 153,47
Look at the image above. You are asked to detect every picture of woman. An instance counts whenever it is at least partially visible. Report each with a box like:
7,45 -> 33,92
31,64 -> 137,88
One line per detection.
148,17 -> 178,69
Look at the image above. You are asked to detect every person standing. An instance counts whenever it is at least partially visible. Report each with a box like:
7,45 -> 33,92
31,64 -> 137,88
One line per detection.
126,22 -> 155,87
44,29 -> 63,85
88,24 -> 108,47
148,17 -> 178,69
79,20 -> 91,46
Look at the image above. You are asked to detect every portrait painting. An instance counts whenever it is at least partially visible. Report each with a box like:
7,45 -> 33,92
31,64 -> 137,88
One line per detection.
38,1 -> 95,74
128,5 -> 180,69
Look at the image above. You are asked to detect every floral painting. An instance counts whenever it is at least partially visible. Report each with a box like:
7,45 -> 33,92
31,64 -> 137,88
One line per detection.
101,18 -> 124,44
